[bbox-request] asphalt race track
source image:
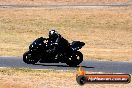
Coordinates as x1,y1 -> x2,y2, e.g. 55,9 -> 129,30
0,4 -> 132,9
0,56 -> 132,74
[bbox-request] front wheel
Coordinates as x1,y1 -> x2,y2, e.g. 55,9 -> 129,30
23,51 -> 39,64
66,51 -> 83,67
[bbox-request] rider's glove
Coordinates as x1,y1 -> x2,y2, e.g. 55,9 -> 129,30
52,43 -> 58,47
54,43 -> 58,45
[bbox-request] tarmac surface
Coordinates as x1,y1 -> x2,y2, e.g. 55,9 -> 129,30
0,4 -> 131,8
0,56 -> 132,74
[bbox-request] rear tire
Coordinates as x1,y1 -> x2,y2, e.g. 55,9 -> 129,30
66,51 -> 83,67
23,51 -> 39,64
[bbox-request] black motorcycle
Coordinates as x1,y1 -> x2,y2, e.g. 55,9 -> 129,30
23,37 -> 85,67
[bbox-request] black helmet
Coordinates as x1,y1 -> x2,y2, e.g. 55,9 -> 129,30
49,30 -> 58,39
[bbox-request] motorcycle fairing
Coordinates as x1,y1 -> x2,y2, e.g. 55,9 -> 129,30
71,41 -> 85,51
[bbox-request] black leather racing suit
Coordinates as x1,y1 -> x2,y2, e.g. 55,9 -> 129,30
48,34 -> 70,55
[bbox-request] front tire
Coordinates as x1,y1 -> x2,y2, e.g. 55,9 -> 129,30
66,51 -> 83,67
23,51 -> 39,64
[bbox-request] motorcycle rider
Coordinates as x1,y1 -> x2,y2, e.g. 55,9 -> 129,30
48,30 -> 70,56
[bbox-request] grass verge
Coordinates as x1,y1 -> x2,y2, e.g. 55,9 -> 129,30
0,7 -> 132,61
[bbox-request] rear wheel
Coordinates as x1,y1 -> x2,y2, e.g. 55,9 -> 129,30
66,51 -> 83,67
23,51 -> 39,64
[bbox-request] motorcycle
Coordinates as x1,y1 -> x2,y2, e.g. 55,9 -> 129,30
23,37 -> 85,67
